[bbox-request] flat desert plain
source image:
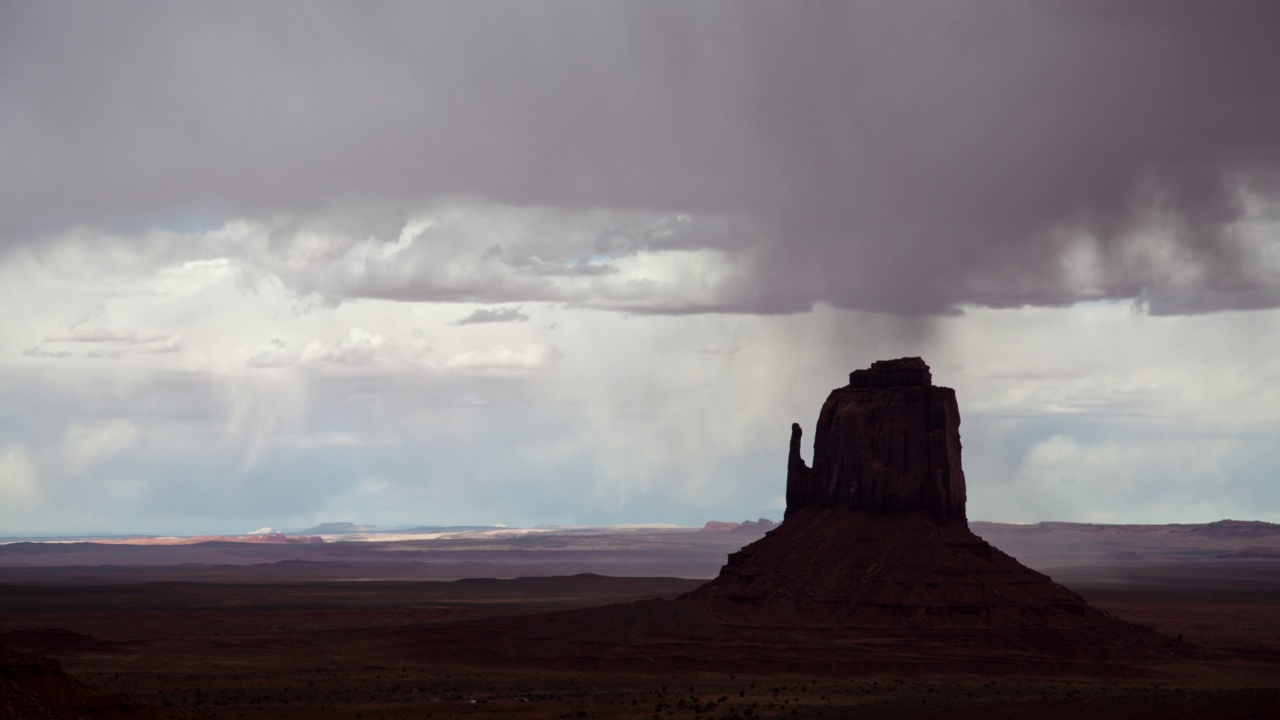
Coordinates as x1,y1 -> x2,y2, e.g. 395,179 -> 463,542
1,521 -> 1277,719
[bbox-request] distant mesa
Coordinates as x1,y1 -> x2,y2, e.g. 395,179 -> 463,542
700,519 -> 778,535
298,522 -> 381,535
296,522 -> 500,535
1186,519 -> 1280,539
94,533 -> 323,546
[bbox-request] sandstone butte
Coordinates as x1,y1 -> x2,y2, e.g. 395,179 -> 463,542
679,358 -> 1186,642
785,357 -> 965,521
407,359 -> 1190,675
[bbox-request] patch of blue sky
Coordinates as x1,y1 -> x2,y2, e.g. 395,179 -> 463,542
104,207 -> 226,236
1072,298 -> 1127,310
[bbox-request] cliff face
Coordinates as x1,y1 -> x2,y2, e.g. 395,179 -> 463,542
680,358 -> 1184,654
786,357 -> 966,521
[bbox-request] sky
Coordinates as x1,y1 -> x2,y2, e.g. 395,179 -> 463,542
1,0 -> 1279,535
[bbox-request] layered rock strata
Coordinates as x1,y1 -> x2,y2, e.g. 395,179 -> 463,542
683,358 -> 1182,647
786,357 -> 965,521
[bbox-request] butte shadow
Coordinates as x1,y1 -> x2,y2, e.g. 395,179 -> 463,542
395,359 -> 1191,677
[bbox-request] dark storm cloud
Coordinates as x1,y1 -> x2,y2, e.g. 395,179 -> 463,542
2,0 -> 1278,314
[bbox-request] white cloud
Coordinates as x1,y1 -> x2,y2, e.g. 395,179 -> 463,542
47,317 -> 176,345
1,207 -> 1279,532
20,346 -> 74,359
245,329 -> 431,372
228,202 -> 752,314
299,328 -> 387,367
3,3 -> 1280,536
25,314 -> 182,359
245,339 -> 296,369
444,344 -> 559,371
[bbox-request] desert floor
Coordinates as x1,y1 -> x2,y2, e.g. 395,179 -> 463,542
2,565 -> 1278,720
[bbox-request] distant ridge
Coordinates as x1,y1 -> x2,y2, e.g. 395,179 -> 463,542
297,522 -> 380,535
297,522 -> 501,536
970,519 -> 1280,537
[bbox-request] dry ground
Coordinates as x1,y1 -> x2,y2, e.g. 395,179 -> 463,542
1,569 -> 1277,720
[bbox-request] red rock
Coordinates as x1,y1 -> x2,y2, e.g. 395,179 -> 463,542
681,358 -> 1186,656
700,519 -> 780,535
787,357 -> 966,521
684,506 -> 1146,631
700,521 -> 740,534
0,644 -> 176,719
